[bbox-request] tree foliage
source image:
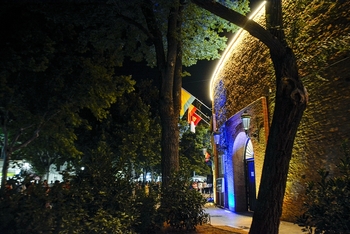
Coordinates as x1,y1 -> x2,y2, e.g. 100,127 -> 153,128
74,79 -> 162,180
112,0 -> 248,66
0,2 -> 135,188
297,141 -> 350,233
157,169 -> 209,231
111,0 -> 249,188
0,141 -> 209,234
179,122 -> 212,177
0,0 -> 253,232
0,141 -> 140,234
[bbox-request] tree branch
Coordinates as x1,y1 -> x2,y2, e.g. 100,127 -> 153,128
191,0 -> 286,56
10,110 -> 61,152
116,13 -> 155,41
12,129 -> 40,152
141,0 -> 167,83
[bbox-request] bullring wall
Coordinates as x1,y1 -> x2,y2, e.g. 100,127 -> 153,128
212,0 -> 350,221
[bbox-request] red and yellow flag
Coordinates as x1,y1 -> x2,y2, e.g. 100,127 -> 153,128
188,104 -> 202,126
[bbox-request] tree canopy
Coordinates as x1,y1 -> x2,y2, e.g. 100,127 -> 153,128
109,0 -> 249,187
0,2 -> 135,188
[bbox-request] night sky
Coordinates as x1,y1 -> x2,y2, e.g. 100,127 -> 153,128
183,60 -> 216,108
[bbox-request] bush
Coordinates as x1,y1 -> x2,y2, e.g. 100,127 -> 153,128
297,142 -> 350,234
133,183 -> 160,234
50,142 -> 139,234
0,144 -> 209,233
0,183 -> 54,234
157,170 -> 209,231
0,142 -> 139,234
0,176 -> 145,234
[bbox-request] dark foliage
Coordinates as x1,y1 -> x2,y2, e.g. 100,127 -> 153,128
0,151 -> 208,234
157,170 -> 209,231
297,141 -> 350,233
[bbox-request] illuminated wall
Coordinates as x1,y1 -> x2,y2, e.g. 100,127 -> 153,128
211,0 -> 350,221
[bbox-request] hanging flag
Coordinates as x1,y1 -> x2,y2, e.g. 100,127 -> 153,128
188,104 -> 195,123
188,104 -> 202,133
180,88 -> 195,118
188,105 -> 202,126
190,121 -> 196,133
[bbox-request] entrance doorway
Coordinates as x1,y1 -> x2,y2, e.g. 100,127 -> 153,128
244,139 -> 256,211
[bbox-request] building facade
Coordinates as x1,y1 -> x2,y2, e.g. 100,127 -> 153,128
211,1 -> 350,221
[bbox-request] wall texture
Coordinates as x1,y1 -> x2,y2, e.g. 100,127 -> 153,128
212,0 -> 350,221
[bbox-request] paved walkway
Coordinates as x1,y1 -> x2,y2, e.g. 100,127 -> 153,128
205,206 -> 304,234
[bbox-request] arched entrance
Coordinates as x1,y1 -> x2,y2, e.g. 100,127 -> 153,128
244,139 -> 256,211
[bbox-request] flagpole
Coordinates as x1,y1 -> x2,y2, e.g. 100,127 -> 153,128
200,118 -> 210,126
194,97 -> 212,112
196,108 -> 210,122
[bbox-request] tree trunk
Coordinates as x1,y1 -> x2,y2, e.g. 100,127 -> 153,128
249,48 -> 307,234
141,1 -> 183,188
46,166 -> 50,181
1,147 -> 11,191
1,124 -> 10,191
250,1 -> 307,232
159,1 -> 183,188
159,109 -> 180,187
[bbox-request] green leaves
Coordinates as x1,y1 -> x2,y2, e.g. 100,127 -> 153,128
158,169 -> 209,231
297,141 -> 350,233
0,2 -> 137,186
182,0 -> 249,66
179,122 -> 212,176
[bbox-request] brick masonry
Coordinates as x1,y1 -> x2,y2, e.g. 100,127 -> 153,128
212,0 -> 350,221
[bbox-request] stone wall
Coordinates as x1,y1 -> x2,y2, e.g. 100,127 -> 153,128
212,0 -> 350,221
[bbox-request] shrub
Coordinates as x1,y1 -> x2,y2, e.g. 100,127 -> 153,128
51,142 -> 138,234
297,142 -> 350,233
0,142 -> 139,234
0,145 -> 209,233
0,183 -> 54,234
133,183 -> 160,234
157,170 -> 209,231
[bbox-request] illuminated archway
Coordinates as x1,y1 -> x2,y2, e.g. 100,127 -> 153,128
244,138 -> 256,211
227,131 -> 249,211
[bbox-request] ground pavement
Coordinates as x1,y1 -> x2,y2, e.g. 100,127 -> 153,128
202,205 -> 305,234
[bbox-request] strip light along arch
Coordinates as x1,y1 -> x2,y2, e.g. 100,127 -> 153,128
209,1 -> 266,101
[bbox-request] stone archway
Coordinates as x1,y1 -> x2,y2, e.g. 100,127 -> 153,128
244,138 -> 256,211
231,132 -> 249,212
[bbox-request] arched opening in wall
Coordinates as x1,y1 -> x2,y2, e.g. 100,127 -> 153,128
231,131 -> 247,212
244,138 -> 256,211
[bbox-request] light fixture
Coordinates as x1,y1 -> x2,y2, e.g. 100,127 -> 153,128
241,111 -> 251,134
213,131 -> 220,145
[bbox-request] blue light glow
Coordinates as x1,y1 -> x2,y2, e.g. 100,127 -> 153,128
225,147 -> 236,211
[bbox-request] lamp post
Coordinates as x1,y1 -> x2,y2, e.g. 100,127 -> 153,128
241,111 -> 251,136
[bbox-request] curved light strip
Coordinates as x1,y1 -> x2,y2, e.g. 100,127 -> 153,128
209,1 -> 266,101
